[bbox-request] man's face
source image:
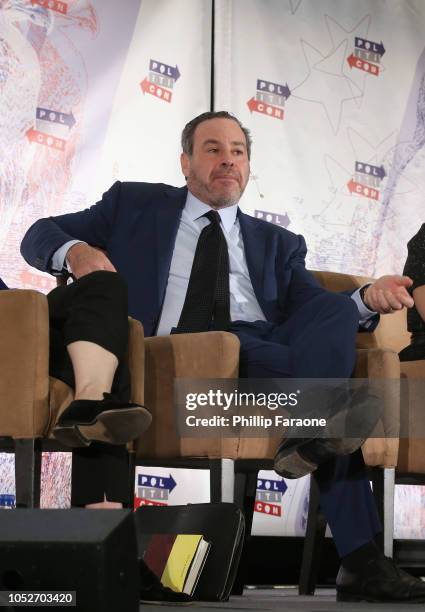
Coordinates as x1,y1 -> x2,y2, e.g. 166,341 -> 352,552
180,118 -> 250,208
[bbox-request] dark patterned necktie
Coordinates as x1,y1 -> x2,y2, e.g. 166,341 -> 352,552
174,210 -> 231,333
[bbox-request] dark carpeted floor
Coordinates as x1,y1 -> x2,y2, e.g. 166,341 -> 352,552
139,587 -> 425,610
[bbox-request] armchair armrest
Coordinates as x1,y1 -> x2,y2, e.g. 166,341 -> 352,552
0,290 -> 50,438
127,317 -> 144,406
354,348 -> 400,468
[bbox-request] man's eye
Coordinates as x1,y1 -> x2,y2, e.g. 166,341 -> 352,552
208,148 -> 218,153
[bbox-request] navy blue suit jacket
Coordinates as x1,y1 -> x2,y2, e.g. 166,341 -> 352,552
20,181 -> 374,337
0,278 -> 7,290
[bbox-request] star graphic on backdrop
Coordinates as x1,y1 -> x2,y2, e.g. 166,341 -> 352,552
325,14 -> 387,106
324,154 -> 352,190
317,127 -> 399,216
349,128 -> 409,211
292,39 -> 362,134
326,14 -> 371,52
314,39 -> 362,100
288,0 -> 303,15
347,127 -> 396,169
317,128 -> 416,226
315,154 -> 353,220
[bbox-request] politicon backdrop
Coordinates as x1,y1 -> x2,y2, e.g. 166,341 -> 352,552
1,0 -> 424,537
215,0 -> 425,277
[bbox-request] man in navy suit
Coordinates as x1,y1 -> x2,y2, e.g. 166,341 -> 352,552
20,111 -> 424,603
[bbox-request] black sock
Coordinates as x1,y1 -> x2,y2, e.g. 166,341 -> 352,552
341,540 -> 381,571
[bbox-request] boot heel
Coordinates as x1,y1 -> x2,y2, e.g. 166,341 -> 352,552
53,424 -> 91,448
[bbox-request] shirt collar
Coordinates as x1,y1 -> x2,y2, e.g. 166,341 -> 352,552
185,190 -> 238,233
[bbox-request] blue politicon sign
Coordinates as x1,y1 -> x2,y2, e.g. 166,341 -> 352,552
256,477 -> 287,493
138,473 -> 177,492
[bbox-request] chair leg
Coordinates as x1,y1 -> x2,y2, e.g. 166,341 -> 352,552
383,468 -> 395,558
126,449 -> 136,509
14,439 -> 42,508
370,467 -> 384,552
231,470 -> 257,595
209,458 -> 235,502
298,475 -> 327,595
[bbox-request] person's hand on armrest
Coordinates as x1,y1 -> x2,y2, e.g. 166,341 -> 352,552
66,243 -> 116,279
362,275 -> 414,313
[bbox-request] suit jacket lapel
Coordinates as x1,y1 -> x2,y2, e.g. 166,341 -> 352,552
238,210 -> 269,315
155,186 -> 187,306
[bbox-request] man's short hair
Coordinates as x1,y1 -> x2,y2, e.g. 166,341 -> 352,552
181,111 -> 252,160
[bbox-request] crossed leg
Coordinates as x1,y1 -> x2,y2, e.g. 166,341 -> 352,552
47,270 -> 150,508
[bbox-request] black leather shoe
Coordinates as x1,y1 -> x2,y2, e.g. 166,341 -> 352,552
139,559 -> 193,604
274,436 -> 364,479
273,438 -> 317,479
336,555 -> 425,603
274,385 -> 382,478
53,393 -> 152,447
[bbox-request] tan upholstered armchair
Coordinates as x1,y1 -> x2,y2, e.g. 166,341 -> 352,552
0,289 -> 145,507
135,271 -> 402,473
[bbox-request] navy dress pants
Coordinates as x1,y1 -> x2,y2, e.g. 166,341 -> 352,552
230,291 -> 381,557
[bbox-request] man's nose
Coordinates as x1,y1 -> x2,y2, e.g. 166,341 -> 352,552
220,157 -> 233,167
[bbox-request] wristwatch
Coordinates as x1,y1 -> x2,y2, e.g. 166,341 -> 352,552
359,284 -> 371,306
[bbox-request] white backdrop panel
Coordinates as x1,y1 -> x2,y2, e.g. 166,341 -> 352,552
214,0 -> 425,277
0,0 -> 211,290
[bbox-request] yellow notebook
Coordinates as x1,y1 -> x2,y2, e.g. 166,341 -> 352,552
142,533 -> 211,595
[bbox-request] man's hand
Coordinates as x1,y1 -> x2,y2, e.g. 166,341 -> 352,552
363,275 -> 414,313
66,243 -> 116,279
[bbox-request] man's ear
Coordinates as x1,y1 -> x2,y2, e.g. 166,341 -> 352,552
180,152 -> 190,179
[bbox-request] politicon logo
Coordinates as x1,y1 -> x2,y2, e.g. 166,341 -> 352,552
347,37 -> 385,77
26,106 -> 76,152
20,270 -> 56,292
247,78 -> 291,120
140,59 -> 181,104
255,210 -> 290,228
254,476 -> 287,518
30,0 -> 68,15
347,161 -> 386,201
134,472 -> 177,509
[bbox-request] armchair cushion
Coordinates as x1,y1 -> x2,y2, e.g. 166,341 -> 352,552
135,332 -> 239,459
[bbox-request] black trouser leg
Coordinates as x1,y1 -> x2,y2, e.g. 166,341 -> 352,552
71,442 -> 131,506
48,271 -> 132,506
48,270 -> 129,381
